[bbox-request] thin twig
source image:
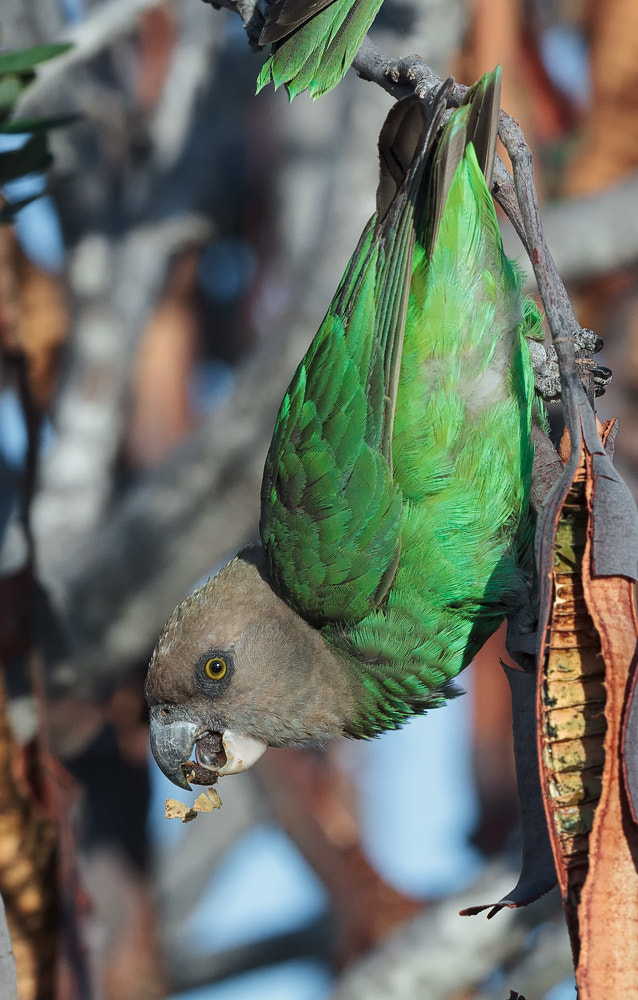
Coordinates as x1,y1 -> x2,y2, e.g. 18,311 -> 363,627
496,112 -> 591,411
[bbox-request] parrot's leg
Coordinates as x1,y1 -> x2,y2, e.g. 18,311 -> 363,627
527,328 -> 612,402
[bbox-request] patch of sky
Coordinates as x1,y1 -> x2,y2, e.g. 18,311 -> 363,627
0,132 -> 65,272
60,0 -> 85,24
181,824 -> 327,953
0,390 -> 28,468
544,977 -> 577,1000
12,192 -> 66,272
169,960 -> 332,1000
353,668 -> 482,897
198,238 -> 257,306
0,388 -> 53,468
149,768 -> 327,954
540,25 -> 591,106
189,360 -> 235,414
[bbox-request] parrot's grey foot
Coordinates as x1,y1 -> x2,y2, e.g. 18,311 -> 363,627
528,328 -> 612,401
581,359 -> 613,396
575,327 -> 604,354
527,338 -> 560,401
386,55 -> 437,100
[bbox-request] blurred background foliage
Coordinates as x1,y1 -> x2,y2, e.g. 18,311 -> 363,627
0,1 -> 636,998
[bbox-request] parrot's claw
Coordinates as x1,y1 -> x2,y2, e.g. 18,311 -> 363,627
574,326 -> 611,397
575,327 -> 604,354
527,328 -> 611,401
386,55 -> 438,100
592,364 -> 613,393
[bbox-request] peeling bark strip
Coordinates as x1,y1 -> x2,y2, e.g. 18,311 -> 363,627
537,445 -> 605,955
537,421 -> 638,994
576,469 -> 638,997
0,670 -> 59,1000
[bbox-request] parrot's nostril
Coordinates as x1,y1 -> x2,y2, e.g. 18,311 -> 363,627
194,732 -> 226,773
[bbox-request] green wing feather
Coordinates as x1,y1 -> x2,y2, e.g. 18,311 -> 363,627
257,0 -> 383,100
260,221 -> 402,625
260,99 -> 446,625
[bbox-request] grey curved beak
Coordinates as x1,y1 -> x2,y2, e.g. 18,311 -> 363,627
149,716 -> 199,790
149,708 -> 268,789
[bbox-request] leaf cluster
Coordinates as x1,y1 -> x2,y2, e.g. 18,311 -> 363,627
0,40 -> 75,219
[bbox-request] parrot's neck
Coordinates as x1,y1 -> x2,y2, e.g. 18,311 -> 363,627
282,634 -> 363,746
236,548 -> 362,745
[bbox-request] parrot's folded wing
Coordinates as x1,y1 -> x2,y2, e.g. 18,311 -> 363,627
260,96 -> 441,626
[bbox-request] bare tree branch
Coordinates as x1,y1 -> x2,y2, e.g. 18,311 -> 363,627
48,303 -> 312,693
169,915 -> 331,994
33,213 -> 214,592
0,0 -> 66,49
16,0 -> 169,114
333,865 -> 567,1000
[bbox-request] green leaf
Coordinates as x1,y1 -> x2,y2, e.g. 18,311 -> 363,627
0,42 -> 72,76
0,74 -> 23,111
0,112 -> 81,133
0,133 -> 51,183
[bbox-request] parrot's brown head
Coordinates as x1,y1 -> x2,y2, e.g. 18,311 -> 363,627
146,549 -> 356,789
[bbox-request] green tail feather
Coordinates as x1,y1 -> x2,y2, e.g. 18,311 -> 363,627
257,0 -> 384,100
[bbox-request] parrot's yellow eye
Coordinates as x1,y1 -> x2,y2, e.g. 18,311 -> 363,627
204,656 -> 227,680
